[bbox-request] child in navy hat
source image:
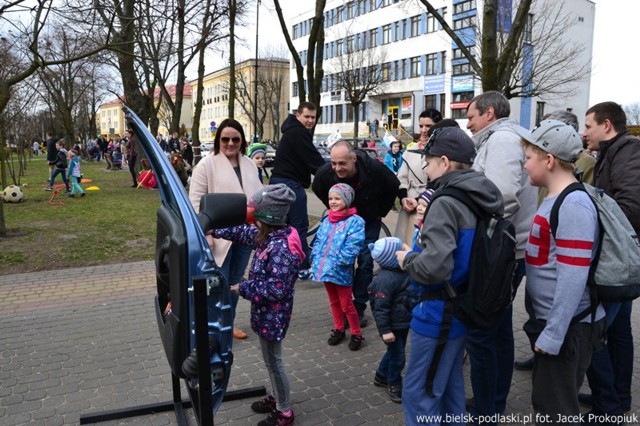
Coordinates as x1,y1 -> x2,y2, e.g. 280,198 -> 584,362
311,183 -> 366,350
212,183 -> 304,426
367,237 -> 411,403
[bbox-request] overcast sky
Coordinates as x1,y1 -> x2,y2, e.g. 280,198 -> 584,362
220,0 -> 640,107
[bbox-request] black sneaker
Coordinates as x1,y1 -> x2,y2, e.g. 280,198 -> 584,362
388,384 -> 402,403
67,193 -> 75,198
250,395 -> 276,413
514,356 -> 534,371
80,192 -> 85,197
373,373 -> 388,387
358,312 -> 368,328
257,409 -> 294,426
327,329 -> 345,346
348,334 -> 364,351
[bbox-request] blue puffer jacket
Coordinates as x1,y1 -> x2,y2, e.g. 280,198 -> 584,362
311,212 -> 365,286
213,225 -> 304,342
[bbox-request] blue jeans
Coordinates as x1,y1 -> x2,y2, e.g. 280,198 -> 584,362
586,300 -> 633,414
466,259 -> 526,424
403,333 -> 466,426
269,176 -> 310,269
49,168 -> 69,190
377,328 -> 409,386
218,243 -> 252,322
353,219 -> 382,313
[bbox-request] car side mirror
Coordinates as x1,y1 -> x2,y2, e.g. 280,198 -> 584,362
198,193 -> 247,233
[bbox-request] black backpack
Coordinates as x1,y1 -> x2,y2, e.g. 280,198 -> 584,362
416,187 -> 517,397
418,187 -> 517,328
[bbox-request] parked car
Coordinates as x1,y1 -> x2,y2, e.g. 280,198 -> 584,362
200,142 -> 215,156
316,146 -> 331,163
358,147 -> 388,163
264,145 -> 276,168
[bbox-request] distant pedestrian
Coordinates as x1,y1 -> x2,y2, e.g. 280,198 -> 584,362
32,141 -> 41,156
126,129 -> 138,188
45,131 -> 57,180
66,150 -> 85,198
45,141 -> 70,192
212,184 -> 303,426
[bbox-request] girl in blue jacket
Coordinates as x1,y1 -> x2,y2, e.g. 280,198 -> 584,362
311,183 -> 365,350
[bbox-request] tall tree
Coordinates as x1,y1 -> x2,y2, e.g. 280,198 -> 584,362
417,0 -> 589,98
273,0 -> 326,124
330,32 -> 386,143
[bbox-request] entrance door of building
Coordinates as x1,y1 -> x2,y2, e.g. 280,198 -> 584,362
387,106 -> 399,130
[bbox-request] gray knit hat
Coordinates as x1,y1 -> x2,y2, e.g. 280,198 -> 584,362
329,183 -> 355,207
249,184 -> 296,226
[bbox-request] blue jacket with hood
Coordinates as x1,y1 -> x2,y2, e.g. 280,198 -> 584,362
403,169 -> 504,339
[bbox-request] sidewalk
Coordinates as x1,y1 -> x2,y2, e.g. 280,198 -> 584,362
1,242 -> 639,425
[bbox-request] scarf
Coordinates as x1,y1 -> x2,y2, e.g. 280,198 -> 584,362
328,207 -> 357,223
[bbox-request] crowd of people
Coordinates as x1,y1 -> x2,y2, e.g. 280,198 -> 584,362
185,94 -> 639,426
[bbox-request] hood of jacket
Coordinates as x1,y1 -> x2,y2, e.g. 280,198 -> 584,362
281,113 -> 307,134
472,118 -> 522,149
433,169 -> 504,217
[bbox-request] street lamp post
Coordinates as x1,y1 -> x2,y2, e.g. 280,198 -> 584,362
253,0 -> 260,143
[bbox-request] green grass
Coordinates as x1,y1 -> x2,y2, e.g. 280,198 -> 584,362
1,157 -> 161,275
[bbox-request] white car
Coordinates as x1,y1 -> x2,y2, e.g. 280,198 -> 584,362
200,142 -> 215,156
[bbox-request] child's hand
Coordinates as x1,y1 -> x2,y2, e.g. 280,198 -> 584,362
229,284 -> 240,295
395,244 -> 412,270
382,332 -> 395,344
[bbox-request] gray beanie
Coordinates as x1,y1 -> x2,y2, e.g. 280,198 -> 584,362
249,184 -> 296,226
329,183 -> 355,207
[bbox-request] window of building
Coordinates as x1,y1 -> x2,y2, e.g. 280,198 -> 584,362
347,1 -> 356,18
411,15 -> 420,37
426,14 -> 436,33
451,108 -> 468,119
369,28 -> 378,47
453,16 -> 475,30
382,24 -> 391,44
453,0 -> 476,14
394,21 -> 401,41
425,52 -> 437,75
336,105 -> 344,122
452,63 -> 472,75
346,104 -> 354,122
336,6 -> 343,23
536,101 -> 546,126
440,51 -> 447,73
452,91 -> 474,102
410,56 -> 421,78
453,48 -> 473,60
347,35 -> 355,52
382,63 -> 391,82
336,39 -> 344,56
524,13 -> 533,43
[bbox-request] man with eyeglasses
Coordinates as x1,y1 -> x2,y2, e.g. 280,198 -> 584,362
270,102 -> 326,281
464,91 -> 537,425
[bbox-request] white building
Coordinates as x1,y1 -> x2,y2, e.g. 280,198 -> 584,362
288,0 -> 595,137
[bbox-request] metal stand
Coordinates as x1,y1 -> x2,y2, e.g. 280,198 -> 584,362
80,279 -> 265,425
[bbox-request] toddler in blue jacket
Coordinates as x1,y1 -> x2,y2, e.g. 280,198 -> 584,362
311,183 -> 365,350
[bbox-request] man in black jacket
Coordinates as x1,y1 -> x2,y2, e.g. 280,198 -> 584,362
313,141 -> 400,326
270,102 -> 326,279
580,101 -> 640,419
45,131 -> 57,180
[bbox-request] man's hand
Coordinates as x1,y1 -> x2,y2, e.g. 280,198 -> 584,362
402,197 -> 417,212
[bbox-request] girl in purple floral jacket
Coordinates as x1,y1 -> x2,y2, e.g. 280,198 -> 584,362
212,184 -> 304,426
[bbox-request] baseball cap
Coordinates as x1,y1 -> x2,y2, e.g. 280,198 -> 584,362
514,119 -> 582,162
423,127 -> 476,165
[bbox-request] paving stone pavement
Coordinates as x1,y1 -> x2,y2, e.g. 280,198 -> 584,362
2,213 -> 640,425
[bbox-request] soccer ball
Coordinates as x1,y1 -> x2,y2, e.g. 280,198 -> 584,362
2,185 -> 24,203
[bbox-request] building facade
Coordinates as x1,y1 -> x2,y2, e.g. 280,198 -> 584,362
289,0 -> 595,137
190,58 -> 290,144
97,85 -> 193,139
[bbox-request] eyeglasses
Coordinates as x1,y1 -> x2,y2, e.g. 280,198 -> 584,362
220,136 -> 242,144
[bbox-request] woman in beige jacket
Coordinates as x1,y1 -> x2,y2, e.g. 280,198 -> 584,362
189,119 -> 263,339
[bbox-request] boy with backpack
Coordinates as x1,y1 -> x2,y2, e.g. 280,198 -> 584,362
515,120 -> 606,423
396,127 -> 504,425
367,237 -> 411,403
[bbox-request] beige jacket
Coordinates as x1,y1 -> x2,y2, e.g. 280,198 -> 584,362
189,152 -> 263,265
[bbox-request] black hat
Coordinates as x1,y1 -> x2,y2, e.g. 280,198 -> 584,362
423,127 -> 476,165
